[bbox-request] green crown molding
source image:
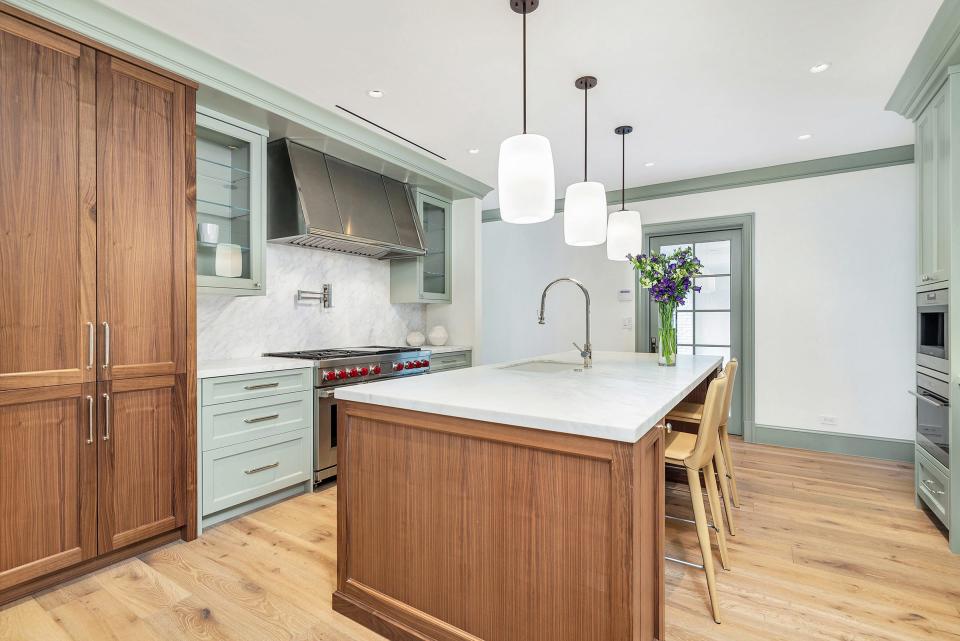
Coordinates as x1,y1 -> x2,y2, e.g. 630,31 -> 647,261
482,145 -> 914,223
3,0 -> 492,200
887,0 -> 960,120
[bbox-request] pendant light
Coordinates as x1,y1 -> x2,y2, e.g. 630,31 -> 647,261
563,76 -> 607,246
498,0 -> 555,225
607,125 -> 644,261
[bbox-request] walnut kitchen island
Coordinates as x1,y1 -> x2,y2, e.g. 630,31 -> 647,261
332,351 -> 721,641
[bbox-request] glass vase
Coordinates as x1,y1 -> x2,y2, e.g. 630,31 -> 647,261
657,301 -> 678,366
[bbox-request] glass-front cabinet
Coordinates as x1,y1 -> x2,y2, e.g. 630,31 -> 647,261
196,108 -> 267,295
391,189 -> 453,303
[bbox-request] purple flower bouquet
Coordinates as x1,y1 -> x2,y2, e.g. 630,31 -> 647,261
628,247 -> 703,366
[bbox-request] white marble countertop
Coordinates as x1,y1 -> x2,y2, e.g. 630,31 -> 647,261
335,350 -> 720,442
197,356 -> 315,379
423,345 -> 471,354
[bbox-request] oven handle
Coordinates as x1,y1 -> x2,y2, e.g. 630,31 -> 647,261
318,388 -> 337,399
908,390 -> 948,407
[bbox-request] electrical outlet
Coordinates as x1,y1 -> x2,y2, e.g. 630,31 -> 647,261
622,316 -> 634,330
817,415 -> 838,427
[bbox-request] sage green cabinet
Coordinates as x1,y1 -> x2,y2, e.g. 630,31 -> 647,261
916,82 -> 950,286
196,107 -> 268,296
391,190 -> 452,303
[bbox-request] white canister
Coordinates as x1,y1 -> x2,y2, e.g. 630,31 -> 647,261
427,325 -> 449,346
406,331 -> 425,347
215,243 -> 242,277
197,222 -> 220,244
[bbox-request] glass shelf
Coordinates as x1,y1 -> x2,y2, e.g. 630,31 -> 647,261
197,241 -> 250,252
198,155 -> 250,175
197,198 -> 251,218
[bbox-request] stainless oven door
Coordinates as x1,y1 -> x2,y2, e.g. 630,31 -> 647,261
917,290 -> 948,371
315,387 -> 342,484
912,373 -> 949,469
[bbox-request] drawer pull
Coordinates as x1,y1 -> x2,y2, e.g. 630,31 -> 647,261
245,461 -> 279,475
244,382 -> 279,390
243,413 -> 279,424
922,479 -> 946,496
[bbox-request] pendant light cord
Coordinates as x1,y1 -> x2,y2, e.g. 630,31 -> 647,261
621,132 -> 626,211
522,10 -> 527,134
583,85 -> 588,182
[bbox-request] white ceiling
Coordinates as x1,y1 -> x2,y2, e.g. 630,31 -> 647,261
97,0 -> 939,209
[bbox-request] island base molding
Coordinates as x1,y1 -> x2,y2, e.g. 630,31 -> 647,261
334,401 -> 666,641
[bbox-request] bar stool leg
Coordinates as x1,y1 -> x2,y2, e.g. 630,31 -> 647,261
720,425 -> 741,507
703,460 -> 730,571
687,467 -> 721,624
713,441 -> 736,536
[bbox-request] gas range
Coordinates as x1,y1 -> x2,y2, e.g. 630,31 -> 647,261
263,345 -> 432,388
263,345 -> 432,485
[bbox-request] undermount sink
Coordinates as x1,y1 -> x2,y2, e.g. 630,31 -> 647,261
498,360 -> 582,373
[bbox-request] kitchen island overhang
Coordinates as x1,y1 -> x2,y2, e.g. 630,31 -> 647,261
332,352 -> 721,641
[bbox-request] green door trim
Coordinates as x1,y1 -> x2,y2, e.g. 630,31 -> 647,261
635,213 -> 756,443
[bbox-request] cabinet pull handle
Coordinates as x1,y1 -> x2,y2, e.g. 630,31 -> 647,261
243,414 -> 279,424
244,382 -> 279,390
244,462 -> 279,475
922,479 -> 945,496
102,393 -> 110,441
102,322 -> 110,369
87,322 -> 95,370
86,395 -> 94,444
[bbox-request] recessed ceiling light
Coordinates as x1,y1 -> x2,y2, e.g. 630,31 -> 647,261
367,89 -> 384,98
644,161 -> 655,167
797,133 -> 813,141
468,148 -> 480,154
809,62 -> 831,74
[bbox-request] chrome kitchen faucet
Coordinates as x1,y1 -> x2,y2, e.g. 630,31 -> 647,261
538,277 -> 593,369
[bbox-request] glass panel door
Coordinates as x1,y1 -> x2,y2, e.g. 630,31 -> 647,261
649,229 -> 743,434
195,110 -> 265,294
418,191 -> 451,300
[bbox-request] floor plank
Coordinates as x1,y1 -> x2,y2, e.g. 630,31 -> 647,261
2,439 -> 958,640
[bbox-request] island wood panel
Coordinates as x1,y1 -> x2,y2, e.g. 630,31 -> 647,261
97,375 -> 186,553
0,14 -> 97,391
0,384 -> 97,591
96,53 -> 187,381
334,402 -> 665,641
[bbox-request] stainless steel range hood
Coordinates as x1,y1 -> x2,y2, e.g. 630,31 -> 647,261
267,139 -> 425,259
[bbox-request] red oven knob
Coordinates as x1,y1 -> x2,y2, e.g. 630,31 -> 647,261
394,362 -> 404,372
372,365 -> 382,375
405,361 -> 414,369
324,370 -> 336,382
336,369 -> 347,379
348,367 -> 359,378
360,366 -> 369,376
422,360 -> 430,368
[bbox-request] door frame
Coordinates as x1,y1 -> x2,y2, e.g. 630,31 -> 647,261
635,213 -> 757,443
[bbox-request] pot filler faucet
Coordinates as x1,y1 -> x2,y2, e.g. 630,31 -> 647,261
538,277 -> 592,369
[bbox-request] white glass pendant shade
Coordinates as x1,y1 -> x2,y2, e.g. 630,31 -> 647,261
563,181 -> 607,246
606,209 -> 643,261
498,133 -> 556,224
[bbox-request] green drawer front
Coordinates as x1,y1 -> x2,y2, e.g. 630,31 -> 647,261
202,428 -> 312,516
202,368 -> 312,406
916,447 -> 950,527
430,350 -> 472,372
201,390 -> 312,451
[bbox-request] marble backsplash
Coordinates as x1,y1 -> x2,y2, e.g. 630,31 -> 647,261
197,244 -> 426,361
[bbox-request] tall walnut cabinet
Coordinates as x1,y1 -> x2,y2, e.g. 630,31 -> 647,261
0,8 -> 197,601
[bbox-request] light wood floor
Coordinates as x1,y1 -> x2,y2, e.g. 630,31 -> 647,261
2,439 -> 959,641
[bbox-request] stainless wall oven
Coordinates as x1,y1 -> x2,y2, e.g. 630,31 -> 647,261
917,289 -> 948,373
912,372 -> 950,469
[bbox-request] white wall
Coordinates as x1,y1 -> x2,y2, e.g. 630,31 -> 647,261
426,198 -> 483,351
197,244 -> 425,361
481,164 -> 916,440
